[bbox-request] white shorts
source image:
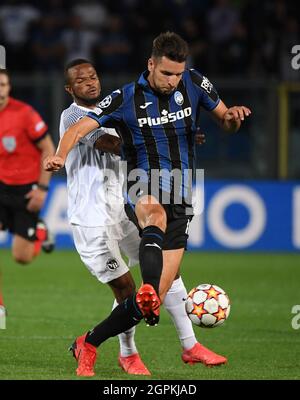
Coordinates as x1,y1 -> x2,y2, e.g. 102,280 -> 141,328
71,218 -> 140,284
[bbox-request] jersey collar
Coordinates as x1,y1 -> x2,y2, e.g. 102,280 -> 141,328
137,71 -> 151,91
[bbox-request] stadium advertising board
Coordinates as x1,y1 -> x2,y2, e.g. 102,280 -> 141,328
0,179 -> 299,251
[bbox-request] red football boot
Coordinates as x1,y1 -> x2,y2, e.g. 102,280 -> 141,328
118,353 -> 151,376
136,284 -> 160,326
69,334 -> 97,376
182,342 -> 227,366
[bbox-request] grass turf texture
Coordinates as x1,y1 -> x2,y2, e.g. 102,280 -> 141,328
0,250 -> 300,380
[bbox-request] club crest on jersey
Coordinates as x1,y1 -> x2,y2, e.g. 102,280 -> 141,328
174,91 -> 184,106
99,95 -> 112,108
106,258 -> 119,271
2,136 -> 16,152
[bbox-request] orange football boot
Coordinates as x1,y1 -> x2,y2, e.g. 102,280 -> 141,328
182,342 -> 227,366
136,283 -> 160,326
118,353 -> 151,376
69,334 -> 97,376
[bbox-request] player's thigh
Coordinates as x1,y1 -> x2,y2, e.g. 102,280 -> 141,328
135,195 -> 167,231
12,235 -> 35,264
118,219 -> 141,267
71,224 -> 130,284
159,248 -> 185,302
11,207 -> 38,264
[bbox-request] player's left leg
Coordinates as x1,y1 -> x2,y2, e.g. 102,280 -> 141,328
12,235 -> 35,264
11,207 -> 53,264
70,224 -> 149,376
161,249 -> 227,366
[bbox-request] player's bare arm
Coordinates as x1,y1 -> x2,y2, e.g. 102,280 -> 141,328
44,116 -> 99,171
94,134 -> 121,155
211,100 -> 251,133
26,134 -> 55,212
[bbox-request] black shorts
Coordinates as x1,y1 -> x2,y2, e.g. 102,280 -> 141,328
125,202 -> 192,251
0,181 -> 39,241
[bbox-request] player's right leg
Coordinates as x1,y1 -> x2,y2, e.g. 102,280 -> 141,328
134,195 -> 166,325
1,182 -> 53,264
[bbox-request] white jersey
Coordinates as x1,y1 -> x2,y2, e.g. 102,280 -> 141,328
59,102 -> 126,227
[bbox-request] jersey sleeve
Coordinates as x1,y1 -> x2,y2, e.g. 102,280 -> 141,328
60,105 -> 106,146
87,89 -> 124,127
25,106 -> 48,142
189,69 -> 220,111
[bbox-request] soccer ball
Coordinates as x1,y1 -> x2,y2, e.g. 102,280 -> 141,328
185,284 -> 230,328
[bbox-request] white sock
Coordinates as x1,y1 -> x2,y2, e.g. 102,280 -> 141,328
163,277 -> 197,351
112,299 -> 138,357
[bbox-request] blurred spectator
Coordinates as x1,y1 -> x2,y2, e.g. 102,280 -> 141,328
207,0 -> 240,74
0,0 -> 40,47
62,15 -> 99,63
207,0 -> 240,44
71,0 -> 108,31
31,15 -> 65,72
0,0 -> 40,71
93,14 -> 132,73
223,22 -> 251,77
180,16 -> 209,71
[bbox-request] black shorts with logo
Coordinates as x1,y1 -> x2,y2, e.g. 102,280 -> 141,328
125,201 -> 192,251
0,181 -> 39,241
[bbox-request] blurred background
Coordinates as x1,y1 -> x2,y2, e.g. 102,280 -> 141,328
1,0 -> 300,251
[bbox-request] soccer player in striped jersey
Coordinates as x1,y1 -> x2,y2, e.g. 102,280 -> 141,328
45,32 -> 251,376
61,59 -> 221,376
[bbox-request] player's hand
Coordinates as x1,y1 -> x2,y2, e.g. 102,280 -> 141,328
43,155 -> 65,172
25,188 -> 46,212
195,132 -> 206,145
223,106 -> 251,122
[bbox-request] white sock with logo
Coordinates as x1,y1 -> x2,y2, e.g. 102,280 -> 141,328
163,277 -> 197,351
112,299 -> 138,357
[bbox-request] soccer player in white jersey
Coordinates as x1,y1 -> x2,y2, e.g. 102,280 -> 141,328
61,59 -> 150,376
60,59 -> 226,377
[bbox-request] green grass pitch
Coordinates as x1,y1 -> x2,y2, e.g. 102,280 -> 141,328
0,249 -> 300,380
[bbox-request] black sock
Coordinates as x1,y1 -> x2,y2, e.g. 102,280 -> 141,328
85,294 -> 143,348
139,225 -> 165,294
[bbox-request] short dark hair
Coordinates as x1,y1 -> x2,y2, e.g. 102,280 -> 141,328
0,68 -> 10,80
64,58 -> 95,83
151,32 -> 189,62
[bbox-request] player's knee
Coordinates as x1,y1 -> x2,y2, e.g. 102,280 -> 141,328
147,209 -> 167,231
12,253 -> 33,265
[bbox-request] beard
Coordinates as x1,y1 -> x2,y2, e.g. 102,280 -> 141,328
75,93 -> 101,106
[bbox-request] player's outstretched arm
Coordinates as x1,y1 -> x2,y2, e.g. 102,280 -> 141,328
44,116 -> 99,171
211,100 -> 251,133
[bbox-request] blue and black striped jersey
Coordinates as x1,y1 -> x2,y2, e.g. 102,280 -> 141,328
88,69 -> 220,200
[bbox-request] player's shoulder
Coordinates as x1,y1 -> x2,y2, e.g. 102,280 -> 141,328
185,69 -> 218,99
60,102 -> 88,128
184,68 -> 208,87
8,97 -> 34,113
